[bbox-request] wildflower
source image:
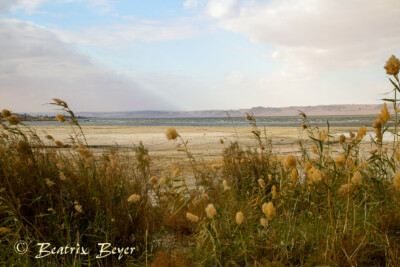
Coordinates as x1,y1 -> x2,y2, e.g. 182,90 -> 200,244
150,176 -> 158,184
205,204 -> 217,218
1,109 -> 11,118
186,212 -> 199,223
223,180 -> 231,191
335,154 -> 346,167
351,171 -> 362,185
339,134 -> 346,143
291,169 -> 298,183
338,184 -> 353,197
54,140 -> 64,147
393,171 -> 400,190
284,154 -> 296,170
127,194 -> 141,203
258,178 -> 265,188
262,202 -> 276,219
271,185 -> 277,199
56,114 -> 67,122
260,218 -> 268,228
311,146 -> 318,154
166,128 -> 179,140
6,115 -> 20,125
384,55 -> 400,76
59,172 -> 66,181
44,178 -> 55,187
236,211 -> 244,225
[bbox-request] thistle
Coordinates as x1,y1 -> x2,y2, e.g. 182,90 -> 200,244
166,128 -> 179,140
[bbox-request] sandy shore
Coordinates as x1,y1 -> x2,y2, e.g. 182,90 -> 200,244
28,125 -> 381,170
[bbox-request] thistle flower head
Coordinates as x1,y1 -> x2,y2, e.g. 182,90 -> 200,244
166,128 -> 179,140
284,154 -> 296,170
235,211 -> 244,225
205,204 -> 217,218
1,109 -> 11,118
384,55 -> 400,76
186,212 -> 199,223
127,194 -> 141,203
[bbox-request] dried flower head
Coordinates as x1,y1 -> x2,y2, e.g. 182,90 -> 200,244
246,114 -> 253,120
262,202 -> 276,219
381,103 -> 391,123
54,140 -> 64,147
393,171 -> 400,190
302,123 -> 307,129
339,134 -> 346,143
338,184 -> 353,197
271,185 -> 277,199
356,126 -> 367,140
1,109 -> 11,118
291,169 -> 298,183
44,178 -> 55,187
351,171 -> 362,185
159,177 -> 167,184
6,115 -> 20,125
219,139 -> 224,144
284,154 -> 296,170
260,218 -> 268,228
74,202 -> 83,213
384,55 -> 400,76
305,162 -> 312,171
310,169 -> 324,183
59,172 -> 66,181
318,130 -> 327,141
222,180 -> 231,191
205,204 -> 217,218
77,143 -> 93,158
236,211 -> 244,225
56,114 -> 67,122
335,154 -> 346,167
258,178 -> 265,188
201,193 -> 209,200
127,194 -> 141,203
186,212 -> 199,223
311,146 -> 318,154
166,128 -> 179,140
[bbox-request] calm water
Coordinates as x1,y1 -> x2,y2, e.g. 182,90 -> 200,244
24,116 -> 376,127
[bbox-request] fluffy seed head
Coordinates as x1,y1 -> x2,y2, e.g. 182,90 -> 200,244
6,115 -> 20,125
186,212 -> 199,223
284,154 -> 296,170
1,109 -> 11,118
56,114 -> 67,122
335,154 -> 346,167
236,211 -> 244,225
260,218 -> 268,228
74,202 -> 83,213
54,140 -> 64,147
150,176 -> 158,184
356,126 -> 367,140
271,185 -> 277,199
44,178 -> 55,187
311,169 -> 324,183
338,184 -> 353,197
311,146 -> 318,154
205,204 -> 217,218
262,202 -> 276,219
127,194 -> 141,203
339,134 -> 346,143
258,178 -> 265,188
381,103 -> 391,123
166,128 -> 179,140
351,171 -> 362,185
384,55 -> 400,76
318,130 -> 327,141
59,172 -> 66,181
159,177 -> 167,184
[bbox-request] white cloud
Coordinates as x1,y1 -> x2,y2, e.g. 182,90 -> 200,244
0,19 -> 172,112
206,0 -> 400,72
184,0 -> 199,9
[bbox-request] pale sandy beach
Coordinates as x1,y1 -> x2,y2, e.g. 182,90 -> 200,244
29,125 -> 384,170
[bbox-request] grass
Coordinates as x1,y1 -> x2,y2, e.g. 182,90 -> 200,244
1,56 -> 400,266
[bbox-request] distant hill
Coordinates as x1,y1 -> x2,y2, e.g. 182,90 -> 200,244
77,104 -> 383,118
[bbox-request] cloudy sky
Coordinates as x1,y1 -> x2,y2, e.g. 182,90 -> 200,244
0,0 -> 399,112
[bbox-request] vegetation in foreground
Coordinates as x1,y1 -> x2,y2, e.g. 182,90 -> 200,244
1,55 -> 400,266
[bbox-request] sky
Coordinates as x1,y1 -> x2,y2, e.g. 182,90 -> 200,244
0,0 -> 399,112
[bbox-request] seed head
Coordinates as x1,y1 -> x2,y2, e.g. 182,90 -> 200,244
311,169 -> 324,183
302,123 -> 307,129
223,180 -> 231,191
351,171 -> 362,185
339,134 -> 346,143
284,154 -> 296,170
59,172 -> 66,181
186,212 -> 199,223
1,109 -> 11,118
166,128 -> 179,140
258,178 -> 265,188
338,184 -> 353,197
384,55 -> 400,76
356,126 -> 367,140
150,176 -> 158,184
201,193 -> 209,200
219,139 -> 224,144
271,185 -> 277,199
381,103 -> 390,123
74,202 -> 83,213
205,204 -> 217,218
159,177 -> 167,184
56,114 -> 67,122
235,211 -> 244,225
318,130 -> 327,141
262,202 -> 276,219
44,178 -> 55,187
127,194 -> 141,203
54,140 -> 64,147
6,115 -> 20,125
335,154 -> 346,167
260,218 -> 268,228
311,146 -> 318,154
